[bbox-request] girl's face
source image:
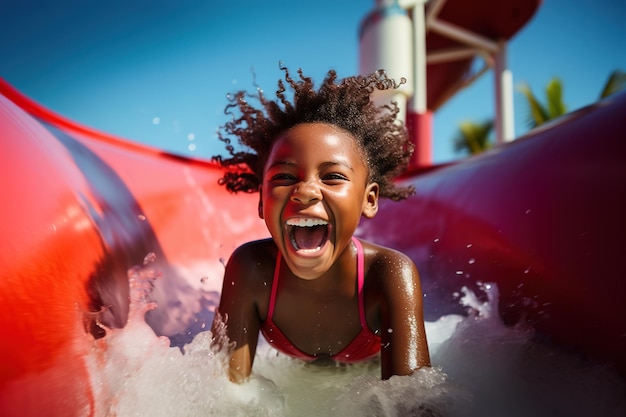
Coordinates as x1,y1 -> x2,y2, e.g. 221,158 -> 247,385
260,122 -> 379,280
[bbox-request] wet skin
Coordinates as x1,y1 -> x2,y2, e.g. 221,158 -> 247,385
213,123 -> 430,382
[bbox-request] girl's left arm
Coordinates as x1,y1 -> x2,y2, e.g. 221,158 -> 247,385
377,250 -> 431,379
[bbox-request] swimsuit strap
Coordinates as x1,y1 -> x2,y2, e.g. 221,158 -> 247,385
267,249 -> 282,321
267,237 -> 365,325
351,236 -> 368,329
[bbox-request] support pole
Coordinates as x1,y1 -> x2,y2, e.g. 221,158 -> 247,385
494,40 -> 515,143
407,0 -> 432,168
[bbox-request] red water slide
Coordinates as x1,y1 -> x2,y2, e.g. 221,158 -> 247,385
361,92 -> 626,373
1,78 -> 625,417
0,79 -> 269,416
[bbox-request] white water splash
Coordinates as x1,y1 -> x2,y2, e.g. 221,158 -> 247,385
88,262 -> 626,417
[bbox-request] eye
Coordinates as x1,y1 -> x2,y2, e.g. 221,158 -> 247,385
322,172 -> 349,182
269,172 -> 297,184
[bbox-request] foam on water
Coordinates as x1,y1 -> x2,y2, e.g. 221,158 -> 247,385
88,257 -> 626,417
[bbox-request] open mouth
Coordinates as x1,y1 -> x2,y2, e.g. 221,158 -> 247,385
285,218 -> 329,253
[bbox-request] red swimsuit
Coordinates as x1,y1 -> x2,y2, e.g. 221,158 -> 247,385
260,237 -> 380,363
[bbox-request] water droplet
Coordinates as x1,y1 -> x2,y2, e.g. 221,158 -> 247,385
188,143 -> 196,151
456,270 -> 463,275
187,133 -> 195,141
152,117 -> 160,125
466,243 -> 473,248
468,258 -> 475,264
387,328 -> 393,333
143,252 -> 156,265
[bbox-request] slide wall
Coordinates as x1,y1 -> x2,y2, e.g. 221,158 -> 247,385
0,79 -> 624,415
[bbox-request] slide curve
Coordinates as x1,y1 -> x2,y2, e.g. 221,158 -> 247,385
0,78 -> 624,416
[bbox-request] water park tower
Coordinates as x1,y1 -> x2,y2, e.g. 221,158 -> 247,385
359,0 -> 541,168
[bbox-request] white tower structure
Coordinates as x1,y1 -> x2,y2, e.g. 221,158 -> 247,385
359,0 -> 517,168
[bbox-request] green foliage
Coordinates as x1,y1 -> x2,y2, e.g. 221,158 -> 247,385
453,120 -> 494,155
517,78 -> 567,129
517,69 -> 625,130
545,79 -> 567,120
453,69 -> 625,157
599,69 -> 626,99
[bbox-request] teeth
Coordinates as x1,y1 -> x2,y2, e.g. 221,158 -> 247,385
286,218 -> 328,227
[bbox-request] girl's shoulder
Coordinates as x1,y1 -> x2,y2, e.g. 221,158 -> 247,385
358,238 -> 419,288
231,238 -> 277,260
224,239 -> 277,298
227,239 -> 278,270
359,238 -> 415,268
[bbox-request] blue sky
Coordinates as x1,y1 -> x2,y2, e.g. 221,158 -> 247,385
1,0 -> 624,163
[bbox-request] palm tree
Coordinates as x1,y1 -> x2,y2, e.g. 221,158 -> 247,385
453,119 -> 494,156
598,69 -> 626,99
517,77 -> 567,129
453,77 -> 566,156
517,70 -> 625,129
453,69 -> 625,156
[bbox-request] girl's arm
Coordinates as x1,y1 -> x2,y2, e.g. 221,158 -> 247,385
376,249 -> 431,379
211,244 -> 263,383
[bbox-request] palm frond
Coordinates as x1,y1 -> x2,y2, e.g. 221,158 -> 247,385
545,78 -> 567,119
453,120 -> 494,155
599,69 -> 626,99
517,83 -> 549,128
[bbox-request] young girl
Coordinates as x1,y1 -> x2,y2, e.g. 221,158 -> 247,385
211,65 -> 430,382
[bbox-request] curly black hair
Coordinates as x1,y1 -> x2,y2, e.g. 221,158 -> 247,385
213,65 -> 415,201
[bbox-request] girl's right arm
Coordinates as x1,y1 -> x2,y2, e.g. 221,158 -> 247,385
211,244 -> 264,383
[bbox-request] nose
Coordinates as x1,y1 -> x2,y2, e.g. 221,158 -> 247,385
291,180 -> 322,204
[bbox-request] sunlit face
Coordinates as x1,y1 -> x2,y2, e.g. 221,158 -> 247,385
260,122 -> 379,280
